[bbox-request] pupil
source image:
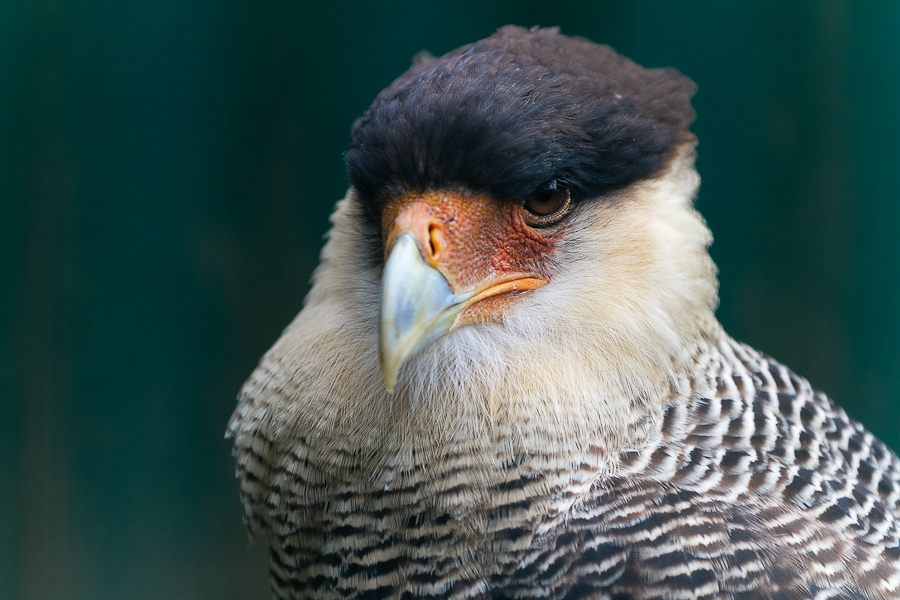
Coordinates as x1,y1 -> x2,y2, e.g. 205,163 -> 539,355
523,181 -> 569,222
529,189 -> 563,215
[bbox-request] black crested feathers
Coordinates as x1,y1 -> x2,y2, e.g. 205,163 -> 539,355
345,26 -> 697,211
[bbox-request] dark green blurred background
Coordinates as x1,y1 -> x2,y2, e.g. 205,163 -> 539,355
3,1 -> 899,598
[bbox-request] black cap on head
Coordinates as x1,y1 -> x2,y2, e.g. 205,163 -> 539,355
346,26 -> 697,210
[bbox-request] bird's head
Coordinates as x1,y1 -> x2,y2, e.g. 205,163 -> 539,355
252,26 -> 721,449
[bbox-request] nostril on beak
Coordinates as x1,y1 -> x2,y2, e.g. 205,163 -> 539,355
427,223 -> 444,260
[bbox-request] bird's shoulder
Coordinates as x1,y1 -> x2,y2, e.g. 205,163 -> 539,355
511,337 -> 900,598
510,477 -> 895,599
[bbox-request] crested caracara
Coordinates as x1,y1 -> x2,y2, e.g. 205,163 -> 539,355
229,26 -> 900,599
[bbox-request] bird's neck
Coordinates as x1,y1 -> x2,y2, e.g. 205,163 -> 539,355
237,304 -> 723,492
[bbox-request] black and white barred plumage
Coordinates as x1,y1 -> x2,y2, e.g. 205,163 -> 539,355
230,336 -> 900,598
229,26 -> 900,599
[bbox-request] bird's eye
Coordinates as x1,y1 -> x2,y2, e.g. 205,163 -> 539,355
522,182 -> 571,226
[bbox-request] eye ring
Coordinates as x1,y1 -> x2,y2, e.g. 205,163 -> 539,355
522,181 -> 572,226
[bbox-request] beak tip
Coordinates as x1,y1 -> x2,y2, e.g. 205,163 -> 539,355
379,349 -> 399,394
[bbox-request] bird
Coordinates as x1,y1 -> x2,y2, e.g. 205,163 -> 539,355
228,26 -> 900,599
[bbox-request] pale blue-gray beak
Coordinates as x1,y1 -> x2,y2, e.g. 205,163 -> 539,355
378,233 -> 473,392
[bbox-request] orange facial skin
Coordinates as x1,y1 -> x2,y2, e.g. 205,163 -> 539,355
382,190 -> 566,326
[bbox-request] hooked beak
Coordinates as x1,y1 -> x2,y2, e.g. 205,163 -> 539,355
376,192 -> 551,393
378,233 -> 472,392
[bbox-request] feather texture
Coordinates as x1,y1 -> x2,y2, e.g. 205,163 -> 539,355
230,335 -> 900,598
229,26 -> 900,599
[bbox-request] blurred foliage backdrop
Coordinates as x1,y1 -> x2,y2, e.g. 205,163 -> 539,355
3,1 -> 900,599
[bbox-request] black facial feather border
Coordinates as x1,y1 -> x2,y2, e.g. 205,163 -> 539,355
345,25 -> 697,219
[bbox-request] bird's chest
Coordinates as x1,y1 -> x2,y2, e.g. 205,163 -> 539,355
262,444 -> 579,599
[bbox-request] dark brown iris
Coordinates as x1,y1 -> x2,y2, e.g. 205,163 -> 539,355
522,182 -> 571,226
